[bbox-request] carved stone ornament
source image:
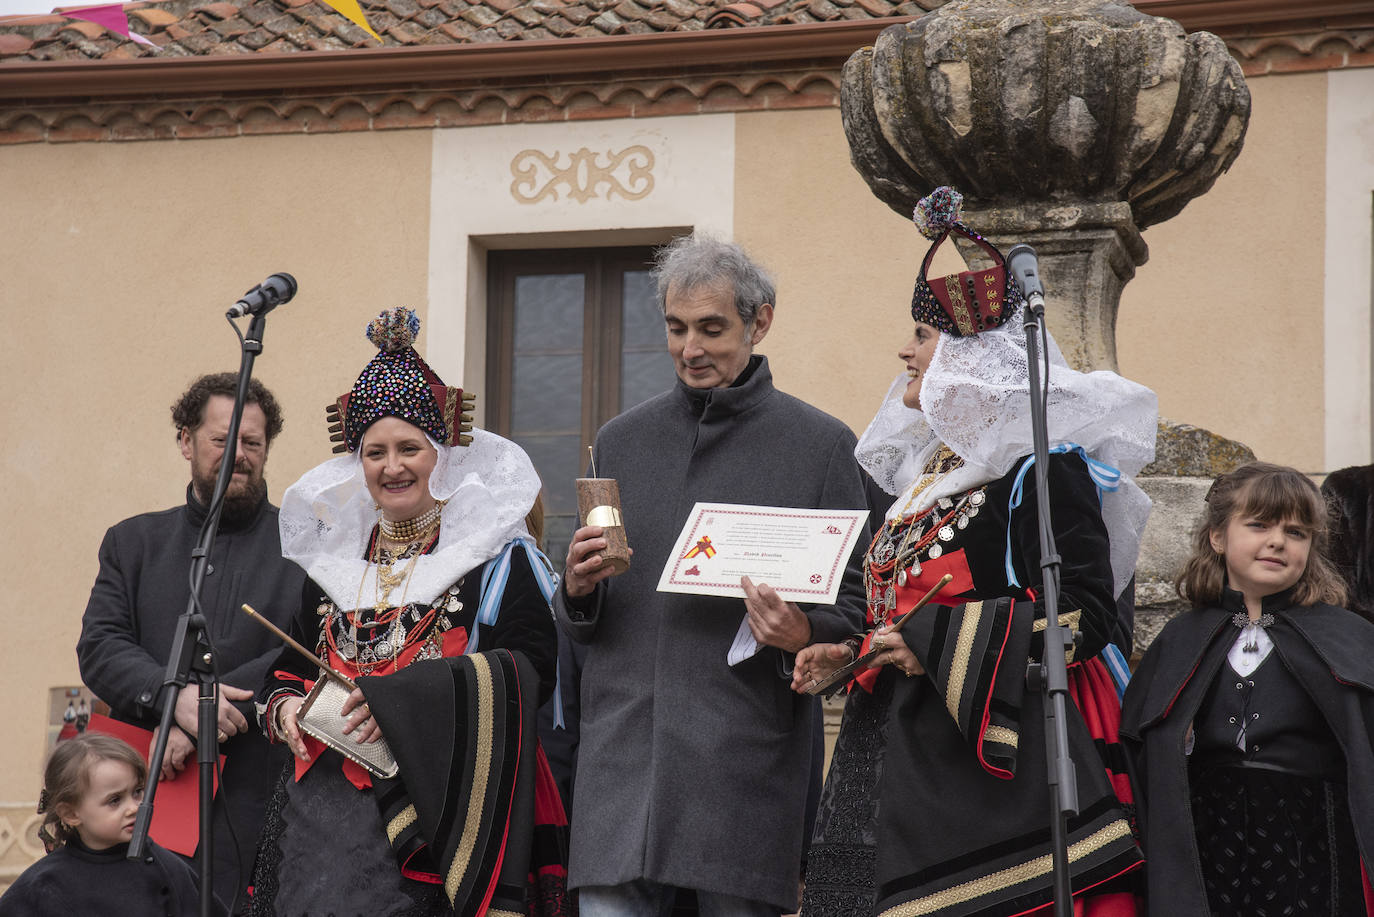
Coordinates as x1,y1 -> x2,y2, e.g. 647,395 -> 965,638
842,0 -> 1251,229
510,145 -> 655,204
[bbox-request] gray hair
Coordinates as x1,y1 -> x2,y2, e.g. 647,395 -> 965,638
653,232 -> 776,325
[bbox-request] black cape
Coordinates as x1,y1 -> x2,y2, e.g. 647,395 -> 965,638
1121,595 -> 1374,916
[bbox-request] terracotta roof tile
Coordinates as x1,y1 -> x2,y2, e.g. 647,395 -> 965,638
208,16 -> 251,36
129,7 -> 179,27
589,10 -> 624,32
414,7 -> 448,27
560,4 -> 594,24
852,0 -> 892,16
59,19 -> 107,39
0,0 -> 912,61
197,2 -> 240,18
237,3 -> 276,25
207,36 -> 252,51
0,31 -> 33,53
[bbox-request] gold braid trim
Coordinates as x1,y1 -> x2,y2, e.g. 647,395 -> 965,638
983,725 -> 1019,749
386,804 -> 418,843
943,601 -> 983,724
444,653 -> 496,904
878,819 -> 1134,917
1033,609 -> 1082,663
442,386 -> 459,446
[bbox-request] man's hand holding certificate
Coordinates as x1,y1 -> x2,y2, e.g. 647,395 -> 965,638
657,502 -> 867,603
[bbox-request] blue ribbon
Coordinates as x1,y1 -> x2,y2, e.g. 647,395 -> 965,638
1004,443 -> 1121,587
470,537 -> 567,728
1099,643 -> 1132,700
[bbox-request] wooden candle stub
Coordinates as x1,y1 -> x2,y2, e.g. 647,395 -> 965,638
576,478 -> 631,575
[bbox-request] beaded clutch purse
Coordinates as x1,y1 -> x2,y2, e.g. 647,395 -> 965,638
240,603 -> 401,780
298,673 -> 400,780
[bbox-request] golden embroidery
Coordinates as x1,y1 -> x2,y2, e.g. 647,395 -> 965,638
445,653 -> 496,903
1031,610 -> 1081,632
983,725 -> 1019,748
942,273 -> 975,335
944,601 -> 984,723
442,386 -> 458,444
1032,610 -> 1082,663
879,819 -> 1134,916
386,804 -> 417,843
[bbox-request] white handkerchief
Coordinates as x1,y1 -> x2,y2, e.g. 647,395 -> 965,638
728,617 -> 762,666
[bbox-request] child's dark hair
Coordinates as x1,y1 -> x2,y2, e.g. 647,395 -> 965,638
1176,461 -> 1348,610
37,733 -> 146,852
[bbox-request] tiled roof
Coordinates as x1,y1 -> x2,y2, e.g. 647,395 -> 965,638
0,0 -> 938,61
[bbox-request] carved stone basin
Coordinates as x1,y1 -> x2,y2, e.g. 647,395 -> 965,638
842,0 -> 1250,229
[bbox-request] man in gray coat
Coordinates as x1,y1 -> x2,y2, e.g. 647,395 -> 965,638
556,235 -> 868,916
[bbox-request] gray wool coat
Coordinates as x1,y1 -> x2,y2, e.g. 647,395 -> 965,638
554,356 -> 868,910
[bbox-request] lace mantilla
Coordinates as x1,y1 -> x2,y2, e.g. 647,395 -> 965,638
855,305 -> 1157,596
279,428 -> 541,609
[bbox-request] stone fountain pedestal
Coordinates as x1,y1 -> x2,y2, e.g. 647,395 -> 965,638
840,0 -> 1255,649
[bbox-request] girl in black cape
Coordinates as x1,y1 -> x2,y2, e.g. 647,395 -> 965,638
1121,461 -> 1374,916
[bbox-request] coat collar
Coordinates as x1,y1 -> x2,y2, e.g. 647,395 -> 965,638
674,354 -> 772,420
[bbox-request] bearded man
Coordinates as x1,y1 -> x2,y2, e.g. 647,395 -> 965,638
77,373 -> 305,913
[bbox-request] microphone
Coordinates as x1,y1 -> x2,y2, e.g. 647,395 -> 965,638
1004,244 -> 1044,310
227,273 -> 297,318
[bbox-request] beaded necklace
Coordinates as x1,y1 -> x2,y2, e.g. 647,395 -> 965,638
331,526 -> 441,674
864,444 -> 986,626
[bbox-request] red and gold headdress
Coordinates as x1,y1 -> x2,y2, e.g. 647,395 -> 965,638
909,187 -> 1024,337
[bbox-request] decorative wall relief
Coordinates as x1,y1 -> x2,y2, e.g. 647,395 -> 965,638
510,145 -> 655,204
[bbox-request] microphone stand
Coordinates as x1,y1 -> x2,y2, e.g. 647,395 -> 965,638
1020,285 -> 1078,917
129,309 -> 270,917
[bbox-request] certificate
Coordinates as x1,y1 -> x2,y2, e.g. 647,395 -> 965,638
656,502 -> 867,604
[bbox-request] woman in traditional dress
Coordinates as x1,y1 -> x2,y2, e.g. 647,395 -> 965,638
251,307 -> 566,917
793,187 -> 1156,916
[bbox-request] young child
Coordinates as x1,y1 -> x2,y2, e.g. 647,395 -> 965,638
0,733 -> 210,916
1122,461 -> 1374,916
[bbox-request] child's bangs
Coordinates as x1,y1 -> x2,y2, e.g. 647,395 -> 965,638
1235,471 -> 1324,532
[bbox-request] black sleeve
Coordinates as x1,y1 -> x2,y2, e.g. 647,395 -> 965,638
1010,452 -> 1118,661
76,526 -> 164,725
483,544 -> 559,705
256,578 -> 322,739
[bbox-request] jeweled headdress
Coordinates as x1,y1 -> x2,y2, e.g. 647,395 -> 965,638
910,186 -> 1024,337
326,307 -> 474,453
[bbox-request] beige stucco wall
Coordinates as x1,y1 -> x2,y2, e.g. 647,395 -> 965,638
734,106 -> 971,433
0,130 -> 431,870
1119,72 -> 1328,471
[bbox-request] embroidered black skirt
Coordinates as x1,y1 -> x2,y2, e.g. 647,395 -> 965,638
1190,765 -> 1361,917
250,753 -> 446,917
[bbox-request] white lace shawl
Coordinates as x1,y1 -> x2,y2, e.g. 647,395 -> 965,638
278,428 -> 542,610
854,306 -> 1158,596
